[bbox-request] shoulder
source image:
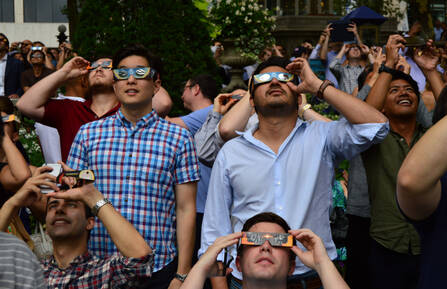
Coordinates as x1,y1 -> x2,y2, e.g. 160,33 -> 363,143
156,117 -> 192,140
0,232 -> 36,257
7,55 -> 22,66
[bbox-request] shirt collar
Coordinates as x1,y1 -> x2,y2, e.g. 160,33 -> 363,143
116,108 -> 158,129
49,251 -> 92,269
238,116 -> 306,154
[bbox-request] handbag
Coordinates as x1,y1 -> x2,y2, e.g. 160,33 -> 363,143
30,222 -> 53,260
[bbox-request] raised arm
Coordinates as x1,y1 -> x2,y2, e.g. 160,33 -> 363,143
413,40 -> 445,100
47,182 -> 151,258
290,229 -> 349,289
16,56 -> 90,121
287,58 -> 387,124
347,22 -> 363,47
218,91 -> 253,141
0,167 -> 57,231
366,34 -> 405,110
0,125 -> 31,191
153,86 -> 173,118
397,115 -> 447,220
319,24 -> 333,62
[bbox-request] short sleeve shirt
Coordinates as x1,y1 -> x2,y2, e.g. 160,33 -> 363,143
42,99 -> 120,161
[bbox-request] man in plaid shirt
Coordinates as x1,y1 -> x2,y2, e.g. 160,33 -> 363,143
67,45 -> 200,289
0,166 -> 154,288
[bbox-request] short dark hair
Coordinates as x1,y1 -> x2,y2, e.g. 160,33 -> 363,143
237,212 -> 295,261
390,69 -> 420,101
112,44 -> 162,80
0,33 -> 9,47
32,41 -> 45,47
250,56 -> 292,95
189,74 -> 218,100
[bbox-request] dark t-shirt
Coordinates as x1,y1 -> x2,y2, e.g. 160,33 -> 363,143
410,173 -> 447,289
43,99 -> 120,161
21,67 -> 54,89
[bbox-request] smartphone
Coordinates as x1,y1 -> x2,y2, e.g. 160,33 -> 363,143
231,94 -> 243,100
40,163 -> 62,194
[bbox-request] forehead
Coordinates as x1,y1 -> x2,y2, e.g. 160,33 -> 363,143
248,222 -> 286,234
389,79 -> 412,88
95,58 -> 112,63
23,40 -> 31,45
259,65 -> 287,74
118,55 -> 149,68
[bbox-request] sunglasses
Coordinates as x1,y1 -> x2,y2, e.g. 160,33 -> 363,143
31,54 -> 43,59
1,115 -> 20,124
112,67 -> 156,80
240,232 -> 293,248
87,60 -> 112,71
253,72 -> 295,85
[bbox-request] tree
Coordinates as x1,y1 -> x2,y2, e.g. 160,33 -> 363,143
71,0 -> 218,115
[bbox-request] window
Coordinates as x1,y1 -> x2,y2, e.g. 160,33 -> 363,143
24,0 -> 68,23
0,0 -> 14,22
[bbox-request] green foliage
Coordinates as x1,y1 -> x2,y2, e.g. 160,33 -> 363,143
18,117 -> 44,167
208,0 -> 276,59
73,0 -> 219,116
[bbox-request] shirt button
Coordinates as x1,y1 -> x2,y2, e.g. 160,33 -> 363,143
124,199 -> 128,202
278,206 -> 283,210
129,154 -> 132,157
276,181 -> 281,185
126,175 -> 130,180
400,138 -> 405,142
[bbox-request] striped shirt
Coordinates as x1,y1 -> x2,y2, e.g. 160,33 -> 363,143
67,109 -> 200,271
0,232 -> 45,289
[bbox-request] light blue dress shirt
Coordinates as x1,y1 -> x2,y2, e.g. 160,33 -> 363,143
200,117 -> 389,278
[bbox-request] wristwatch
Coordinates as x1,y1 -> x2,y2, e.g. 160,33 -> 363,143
379,64 -> 394,75
299,104 -> 312,119
175,273 -> 188,282
316,80 -> 334,99
91,198 -> 112,216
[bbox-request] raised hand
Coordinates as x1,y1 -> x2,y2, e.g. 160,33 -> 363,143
396,55 -> 411,74
289,229 -> 331,272
414,39 -> 440,72
385,34 -> 406,68
58,56 -> 90,80
286,57 -> 323,95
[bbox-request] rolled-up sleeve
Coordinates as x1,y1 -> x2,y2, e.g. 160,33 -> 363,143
194,110 -> 223,167
329,58 -> 343,80
325,118 -> 389,162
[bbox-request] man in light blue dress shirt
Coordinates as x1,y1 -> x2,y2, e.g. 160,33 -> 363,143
199,56 -> 389,289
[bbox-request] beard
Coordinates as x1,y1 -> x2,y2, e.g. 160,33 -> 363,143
253,90 -> 299,118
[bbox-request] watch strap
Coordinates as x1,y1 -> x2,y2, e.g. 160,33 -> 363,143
317,80 -> 334,99
91,198 -> 112,216
379,64 -> 394,75
175,273 -> 187,282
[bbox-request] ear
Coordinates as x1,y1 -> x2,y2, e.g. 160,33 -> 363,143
235,255 -> 242,272
86,217 -> 95,231
153,78 -> 161,95
192,84 -> 201,96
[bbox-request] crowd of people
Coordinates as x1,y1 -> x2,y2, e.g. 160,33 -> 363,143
0,17 -> 447,289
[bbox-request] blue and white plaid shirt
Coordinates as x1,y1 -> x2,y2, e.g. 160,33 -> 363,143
67,109 -> 200,271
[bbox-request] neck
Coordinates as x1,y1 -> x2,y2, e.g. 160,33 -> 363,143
121,102 -> 153,126
389,116 -> 417,145
348,58 -> 361,66
91,91 -> 118,117
254,112 -> 298,154
52,239 -> 88,269
32,64 -> 44,76
65,86 -> 85,98
243,278 -> 286,289
191,98 -> 212,112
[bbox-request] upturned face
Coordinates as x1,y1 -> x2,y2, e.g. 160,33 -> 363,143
382,79 -> 418,119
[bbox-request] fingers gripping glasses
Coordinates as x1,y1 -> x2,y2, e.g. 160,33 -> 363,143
253,72 -> 295,85
87,60 -> 112,71
240,232 -> 294,248
112,67 -> 157,80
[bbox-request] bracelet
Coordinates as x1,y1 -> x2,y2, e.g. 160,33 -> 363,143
175,273 -> 188,282
299,104 -> 312,119
91,198 -> 112,216
316,80 -> 334,99
379,64 -> 394,75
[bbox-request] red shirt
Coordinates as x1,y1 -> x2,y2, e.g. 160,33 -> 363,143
42,98 -> 120,161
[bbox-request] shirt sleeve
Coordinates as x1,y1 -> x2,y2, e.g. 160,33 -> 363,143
173,130 -> 200,184
308,44 -> 321,60
198,150 -> 234,261
108,253 -> 154,286
329,58 -> 343,80
180,108 -> 211,136
325,118 -> 390,163
194,110 -> 223,167
67,126 -> 89,170
356,84 -> 371,101
416,97 -> 433,129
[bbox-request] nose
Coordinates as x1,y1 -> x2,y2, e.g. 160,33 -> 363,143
127,75 -> 137,84
260,240 -> 273,252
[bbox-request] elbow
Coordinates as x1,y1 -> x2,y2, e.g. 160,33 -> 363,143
397,166 -> 417,197
218,123 -> 236,142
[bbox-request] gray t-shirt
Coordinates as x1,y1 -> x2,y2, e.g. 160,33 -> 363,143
0,232 -> 46,289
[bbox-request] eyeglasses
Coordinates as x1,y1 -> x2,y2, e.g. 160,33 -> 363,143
240,232 -> 293,248
112,67 -> 156,80
2,115 -> 20,124
87,60 -> 112,71
31,54 -> 43,59
253,72 -> 295,85
0,38 -> 7,43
